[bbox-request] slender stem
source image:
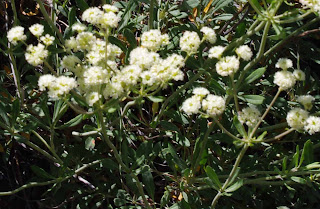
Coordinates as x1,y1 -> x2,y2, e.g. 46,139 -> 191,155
264,16 -> 320,57
109,100 -> 136,127
44,61 -> 58,76
0,159 -> 103,196
277,10 -> 313,24
247,0 -> 265,17
10,0 -> 19,26
249,88 -> 281,139
256,122 -> 287,133
149,0 -> 155,30
67,101 -> 94,115
210,144 -> 249,208
230,75 -> 240,113
212,117 -> 242,141
192,122 -> 215,176
31,130 -> 63,164
236,21 -> 271,90
35,0 -> 65,45
154,70 -> 205,125
264,128 -> 295,142
97,110 -> 152,209
8,50 -> 23,102
72,130 -> 100,136
23,140 -> 59,163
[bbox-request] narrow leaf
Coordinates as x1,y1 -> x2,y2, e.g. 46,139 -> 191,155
225,179 -> 244,193
244,67 -> 266,84
205,166 -> 221,189
31,165 -> 55,179
142,165 -> 155,199
299,140 -> 313,166
233,116 -> 247,137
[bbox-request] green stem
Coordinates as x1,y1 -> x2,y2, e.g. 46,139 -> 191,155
263,128 -> 295,143
264,16 -> 320,57
0,159 -> 103,196
278,10 -> 313,24
256,122 -> 287,133
249,88 -> 281,139
210,144 -> 249,208
10,0 -> 19,26
97,110 -> 152,209
247,0 -> 265,17
192,122 -> 215,176
212,117 -> 242,141
149,0 -> 155,30
23,140 -> 58,163
236,21 -> 271,91
154,70 -> 205,125
31,130 -> 63,164
72,130 -> 100,136
8,50 -> 23,102
44,61 -> 58,76
230,75 -> 240,113
35,0 -> 65,45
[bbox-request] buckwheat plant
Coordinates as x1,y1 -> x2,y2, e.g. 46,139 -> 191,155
2,0 -> 320,208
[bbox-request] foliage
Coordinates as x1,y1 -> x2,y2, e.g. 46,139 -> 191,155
1,0 -> 320,208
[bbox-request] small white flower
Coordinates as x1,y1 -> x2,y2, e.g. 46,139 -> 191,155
215,56 -> 240,76
299,0 -> 320,13
208,46 -> 225,59
235,45 -> 253,61
293,69 -> 306,81
304,116 -> 320,135
99,12 -> 120,28
276,58 -> 293,70
141,30 -> 169,51
238,105 -> 261,127
76,32 -> 97,51
82,7 -> 104,25
192,87 -> 209,98
202,94 -> 225,116
65,37 -> 78,51
72,23 -> 87,33
182,95 -> 202,115
121,65 -> 142,85
40,34 -> 55,46
29,24 -> 44,37
7,26 -> 27,45
46,76 -> 77,99
200,27 -> 217,44
83,66 -> 109,85
102,4 -> 119,13
25,43 -> 48,66
179,31 -> 201,54
61,55 -> 81,71
38,74 -> 56,91
274,70 -> 296,90
297,95 -> 315,110
286,108 -> 309,129
129,47 -> 159,69
86,92 -> 101,106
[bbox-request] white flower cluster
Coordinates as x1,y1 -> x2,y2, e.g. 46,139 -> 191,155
286,106 -> 320,135
25,43 -> 48,66
238,105 -> 261,127
182,87 -> 225,116
141,29 -> 169,51
29,24 -> 44,37
38,74 -> 77,99
273,58 -> 305,90
297,95 -> 315,110
208,44 -> 252,77
200,27 -> 217,44
180,31 -> 201,54
82,5 -> 120,28
299,0 -> 320,13
7,26 -> 27,45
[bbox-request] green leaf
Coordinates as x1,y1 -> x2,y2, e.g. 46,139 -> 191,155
165,143 -> 187,170
282,156 -> 288,172
68,7 -> 76,26
205,166 -> 221,189
160,190 -> 170,208
85,137 -> 95,150
75,0 -> 89,11
141,165 -> 155,199
225,179 -> 243,193
123,28 -> 137,47
0,103 -> 10,126
109,36 -> 127,52
293,145 -> 300,168
11,98 -> 20,125
299,140 -> 313,167
184,0 -> 200,8
160,121 -> 180,132
147,96 -> 165,103
56,114 -> 83,129
291,176 -> 307,184
233,116 -> 247,137
52,100 -> 68,126
238,95 -> 265,105
244,67 -> 266,85
31,165 -> 55,179
204,177 -> 219,191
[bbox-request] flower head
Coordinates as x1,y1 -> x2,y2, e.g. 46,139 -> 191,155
286,108 -> 309,129
182,95 -> 201,115
7,26 -> 27,45
274,70 -> 296,90
297,95 -> 315,110
202,94 -> 226,116
200,27 -> 217,44
276,58 -> 293,70
141,30 -> 169,51
215,56 -> 240,76
235,45 -> 253,61
293,69 -> 306,81
180,31 -> 201,54
82,7 -> 104,25
208,46 -> 225,59
40,34 -> 55,46
25,43 -> 48,66
238,105 -> 261,127
192,87 -> 209,98
29,24 -> 44,37
304,116 -> 320,135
